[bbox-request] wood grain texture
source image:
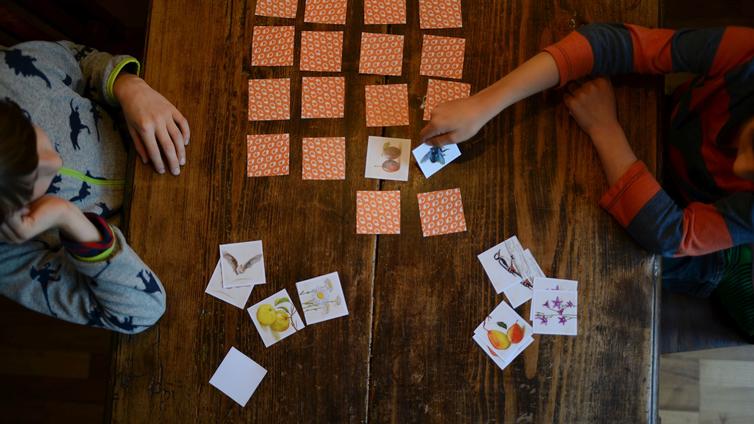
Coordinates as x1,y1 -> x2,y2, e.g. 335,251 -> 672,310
112,0 -> 660,422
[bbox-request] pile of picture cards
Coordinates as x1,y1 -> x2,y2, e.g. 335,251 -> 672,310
204,240 -> 349,406
475,236 -> 579,371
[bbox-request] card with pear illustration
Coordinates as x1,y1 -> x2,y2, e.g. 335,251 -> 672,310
296,272 -> 349,325
248,289 -> 305,347
473,300 -> 533,369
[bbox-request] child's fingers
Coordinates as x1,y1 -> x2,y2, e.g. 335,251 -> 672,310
173,110 -> 190,145
425,132 -> 457,147
166,121 -> 186,166
128,127 -> 149,164
140,128 -> 167,174
419,121 -> 447,144
156,126 -> 181,176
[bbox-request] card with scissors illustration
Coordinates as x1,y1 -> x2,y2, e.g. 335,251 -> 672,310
219,241 -> 266,288
501,248 -> 545,308
477,236 -> 527,294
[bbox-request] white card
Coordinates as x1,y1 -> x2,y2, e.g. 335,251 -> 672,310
296,272 -> 349,325
532,289 -> 578,336
477,236 -> 527,294
530,278 -> 577,321
205,260 -> 255,309
248,289 -> 305,347
501,249 -> 545,308
209,347 -> 266,407
412,143 -> 461,178
472,300 -> 533,367
219,241 -> 266,288
364,136 -> 411,181
473,331 -> 533,371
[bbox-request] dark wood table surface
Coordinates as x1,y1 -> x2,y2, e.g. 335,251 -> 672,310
111,1 -> 661,422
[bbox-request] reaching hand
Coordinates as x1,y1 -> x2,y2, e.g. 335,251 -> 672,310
419,96 -> 489,146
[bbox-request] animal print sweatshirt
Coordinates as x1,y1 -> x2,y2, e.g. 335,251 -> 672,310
0,41 -> 165,334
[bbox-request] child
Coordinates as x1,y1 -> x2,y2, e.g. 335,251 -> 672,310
0,40 -> 190,334
421,24 -> 754,337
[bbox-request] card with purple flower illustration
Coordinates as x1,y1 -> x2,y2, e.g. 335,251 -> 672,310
530,278 -> 577,321
531,289 -> 578,336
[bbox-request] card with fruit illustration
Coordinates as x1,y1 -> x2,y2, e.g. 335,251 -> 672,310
473,330 -> 533,371
477,236 -> 527,294
205,260 -> 255,309
364,136 -> 411,181
412,143 -> 461,179
296,272 -> 349,325
473,300 -> 533,368
501,249 -> 544,308
531,289 -> 578,336
220,241 -> 266,288
248,289 -> 305,347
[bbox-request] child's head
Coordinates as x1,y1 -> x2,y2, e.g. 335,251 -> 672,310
733,115 -> 754,181
0,100 -> 61,223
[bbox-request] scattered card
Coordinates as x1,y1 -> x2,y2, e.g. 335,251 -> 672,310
209,347 -> 266,407
359,33 -> 404,76
419,0 -> 462,29
255,0 -> 297,18
296,272 -> 349,325
532,289 -> 578,336
300,31 -> 343,72
412,143 -> 461,178
501,248 -> 545,308
248,289 -> 305,347
219,241 -> 266,288
531,278 -> 577,321
356,190 -> 401,234
365,84 -> 409,127
473,300 -> 533,370
365,136 -> 411,181
477,236 -> 527,294
205,260 -> 254,309
248,78 -> 290,121
246,134 -> 290,177
364,0 -> 406,24
304,0 -> 347,24
302,137 -> 346,180
420,34 -> 465,80
302,76 -> 345,119
251,26 -> 295,67
417,188 -> 467,237
423,79 -> 471,121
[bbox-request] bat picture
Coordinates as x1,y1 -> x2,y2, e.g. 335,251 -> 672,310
223,252 -> 262,276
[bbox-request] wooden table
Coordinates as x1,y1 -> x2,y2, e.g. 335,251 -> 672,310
112,1 -> 661,422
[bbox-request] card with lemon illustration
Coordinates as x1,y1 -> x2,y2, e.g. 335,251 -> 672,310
248,289 -> 305,347
473,300 -> 534,370
296,272 -> 349,325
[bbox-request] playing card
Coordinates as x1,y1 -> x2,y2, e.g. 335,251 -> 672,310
296,272 -> 349,325
248,78 -> 290,121
302,137 -> 346,180
301,76 -> 345,119
364,0 -> 406,24
300,31 -> 343,72
219,241 -> 266,288
205,260 -> 254,309
417,188 -> 467,237
412,143 -> 461,178
209,347 -> 266,407
304,0 -> 347,24
530,277 -> 577,321
255,0 -> 297,18
532,289 -> 578,336
477,236 -> 527,294
248,289 -> 306,347
359,33 -> 404,76
501,248 -> 545,308
419,0 -> 462,29
365,84 -> 409,127
246,134 -> 290,177
365,136 -> 411,181
423,79 -> 471,121
420,35 -> 465,80
474,331 -> 533,371
356,190 -> 401,234
473,300 -> 533,370
251,26 -> 295,67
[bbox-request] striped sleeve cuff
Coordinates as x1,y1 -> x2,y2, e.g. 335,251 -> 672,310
543,31 -> 595,88
599,161 -> 662,228
62,213 -> 116,262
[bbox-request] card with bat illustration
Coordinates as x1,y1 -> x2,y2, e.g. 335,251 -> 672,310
205,260 -> 254,309
477,236 -> 527,294
219,241 -> 266,288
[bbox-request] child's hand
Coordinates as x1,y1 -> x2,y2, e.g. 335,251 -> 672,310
419,96 -> 489,146
563,77 -> 620,138
114,73 -> 190,176
0,196 -> 98,244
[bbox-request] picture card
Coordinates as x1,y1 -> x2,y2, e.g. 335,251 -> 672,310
501,248 -> 545,308
205,260 -> 254,309
251,26 -> 295,67
417,188 -> 467,237
246,134 -> 290,177
365,136 -> 411,181
423,79 -> 471,121
302,76 -> 345,119
302,137 -> 346,180
248,289 -> 306,347
477,236 -> 527,294
209,347 -> 266,407
219,240 -> 266,288
419,0 -> 463,29
474,331 -> 533,371
300,31 -> 343,72
365,84 -> 409,127
304,0 -> 347,24
359,32 -> 404,76
248,78 -> 290,121
531,277 -> 577,321
356,190 -> 401,234
473,300 -> 533,370
364,0 -> 406,24
255,0 -> 297,18
420,35 -> 466,80
412,143 -> 461,179
532,289 -> 578,336
296,272 -> 349,325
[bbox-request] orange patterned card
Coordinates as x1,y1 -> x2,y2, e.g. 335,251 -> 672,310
364,0 -> 406,24
302,137 -> 346,180
247,134 -> 290,177
417,188 -> 467,237
356,191 -> 401,234
302,77 -> 345,119
304,0 -> 347,24
255,0 -> 297,18
248,79 -> 290,121
359,33 -> 404,76
301,31 -> 344,72
423,79 -> 471,120
420,34 -> 465,80
419,0 -> 462,29
251,26 -> 295,67
365,84 -> 409,127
